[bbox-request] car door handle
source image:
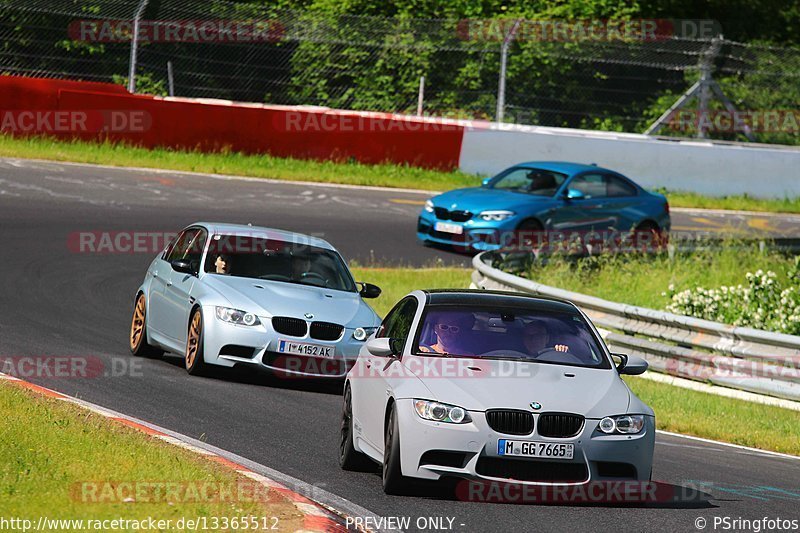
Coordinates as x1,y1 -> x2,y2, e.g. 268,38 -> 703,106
365,361 -> 372,368
166,280 -> 172,287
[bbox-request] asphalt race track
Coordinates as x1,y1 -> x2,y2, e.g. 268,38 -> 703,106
1,157 -> 799,532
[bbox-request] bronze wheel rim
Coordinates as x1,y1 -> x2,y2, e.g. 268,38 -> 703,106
130,295 -> 146,351
186,311 -> 201,369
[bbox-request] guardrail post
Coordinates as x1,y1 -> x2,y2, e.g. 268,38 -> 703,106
496,19 -> 521,124
416,75 -> 425,116
167,60 -> 175,96
127,0 -> 150,93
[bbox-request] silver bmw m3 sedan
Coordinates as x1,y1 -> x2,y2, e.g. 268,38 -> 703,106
129,222 -> 381,378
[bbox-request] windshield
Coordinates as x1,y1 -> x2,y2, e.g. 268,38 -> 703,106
204,234 -> 357,292
488,167 -> 567,197
414,305 -> 610,369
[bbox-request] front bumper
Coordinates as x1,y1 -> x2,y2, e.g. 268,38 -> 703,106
200,306 -> 370,378
395,399 -> 655,485
416,212 -> 517,252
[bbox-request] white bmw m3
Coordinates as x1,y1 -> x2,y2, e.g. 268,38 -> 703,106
340,289 -> 654,494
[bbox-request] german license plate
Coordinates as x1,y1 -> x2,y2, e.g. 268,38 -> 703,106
434,221 -> 463,235
497,440 -> 574,459
277,340 -> 334,358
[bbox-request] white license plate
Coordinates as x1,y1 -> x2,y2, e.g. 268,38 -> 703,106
277,340 -> 335,358
497,440 -> 574,460
434,221 -> 463,235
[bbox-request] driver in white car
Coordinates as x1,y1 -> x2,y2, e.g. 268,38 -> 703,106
522,319 -> 569,355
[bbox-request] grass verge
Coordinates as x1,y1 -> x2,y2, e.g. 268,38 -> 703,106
520,245 -> 795,310
624,376 -> 800,456
353,266 -> 799,456
0,382 -> 304,529
349,266 -> 472,316
1,133 -> 799,213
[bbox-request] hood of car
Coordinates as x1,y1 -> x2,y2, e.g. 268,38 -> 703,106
405,357 -> 630,418
203,275 -> 380,327
430,187 -> 554,213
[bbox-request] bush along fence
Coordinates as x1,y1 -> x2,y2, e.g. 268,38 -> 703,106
471,251 -> 800,402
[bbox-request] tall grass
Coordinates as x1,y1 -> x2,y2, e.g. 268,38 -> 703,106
519,244 -> 795,310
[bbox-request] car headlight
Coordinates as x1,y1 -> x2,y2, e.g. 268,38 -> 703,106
414,399 -> 472,424
352,327 -> 378,341
598,415 -> 645,434
215,306 -> 261,326
478,210 -> 515,221
424,199 -> 435,213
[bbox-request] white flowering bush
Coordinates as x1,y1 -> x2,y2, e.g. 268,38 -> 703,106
664,257 -> 800,334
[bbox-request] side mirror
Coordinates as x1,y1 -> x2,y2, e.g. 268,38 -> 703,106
565,188 -> 586,201
613,353 -> 648,375
359,282 -> 382,299
366,337 -> 396,357
481,177 -> 492,187
171,259 -> 194,275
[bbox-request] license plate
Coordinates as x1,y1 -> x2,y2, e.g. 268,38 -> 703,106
497,440 -> 574,460
434,221 -> 463,235
277,340 -> 335,358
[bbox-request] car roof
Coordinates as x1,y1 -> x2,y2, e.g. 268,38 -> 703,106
421,289 -> 581,314
190,222 -> 335,251
512,161 -> 615,177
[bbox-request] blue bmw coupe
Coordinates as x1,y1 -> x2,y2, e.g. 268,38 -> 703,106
417,161 -> 670,252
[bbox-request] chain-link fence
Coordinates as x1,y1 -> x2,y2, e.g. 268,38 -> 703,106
1,0 -> 798,144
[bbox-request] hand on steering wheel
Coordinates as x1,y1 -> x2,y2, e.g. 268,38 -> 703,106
536,344 -> 569,355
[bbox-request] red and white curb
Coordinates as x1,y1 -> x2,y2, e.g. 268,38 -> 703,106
0,372 -> 355,533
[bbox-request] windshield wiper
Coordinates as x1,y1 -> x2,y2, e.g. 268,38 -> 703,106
413,351 -> 454,358
474,355 -> 530,362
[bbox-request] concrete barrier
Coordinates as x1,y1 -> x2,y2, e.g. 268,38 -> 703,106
459,123 -> 800,199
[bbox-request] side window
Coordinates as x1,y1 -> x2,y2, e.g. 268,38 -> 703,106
377,297 -> 419,352
606,175 -> 638,197
166,228 -> 206,269
569,173 -> 607,199
184,228 -> 208,272
491,168 -> 532,191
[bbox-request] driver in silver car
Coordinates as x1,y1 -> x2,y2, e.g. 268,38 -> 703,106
291,254 -> 313,281
522,319 -> 569,355
213,253 -> 233,275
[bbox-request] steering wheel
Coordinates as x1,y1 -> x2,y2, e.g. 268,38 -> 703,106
300,271 -> 327,286
535,348 -> 583,364
479,349 -> 529,359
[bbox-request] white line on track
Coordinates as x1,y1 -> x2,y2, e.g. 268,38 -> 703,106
657,431 -> 799,461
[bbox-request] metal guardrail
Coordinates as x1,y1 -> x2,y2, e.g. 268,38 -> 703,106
471,252 -> 800,402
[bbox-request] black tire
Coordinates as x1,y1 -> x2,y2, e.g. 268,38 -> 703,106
339,385 -> 374,471
129,293 -> 163,358
515,219 -> 545,250
382,403 -> 411,495
185,308 -> 207,376
634,221 -> 665,252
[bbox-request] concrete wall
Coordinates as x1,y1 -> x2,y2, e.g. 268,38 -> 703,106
459,124 -> 800,199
